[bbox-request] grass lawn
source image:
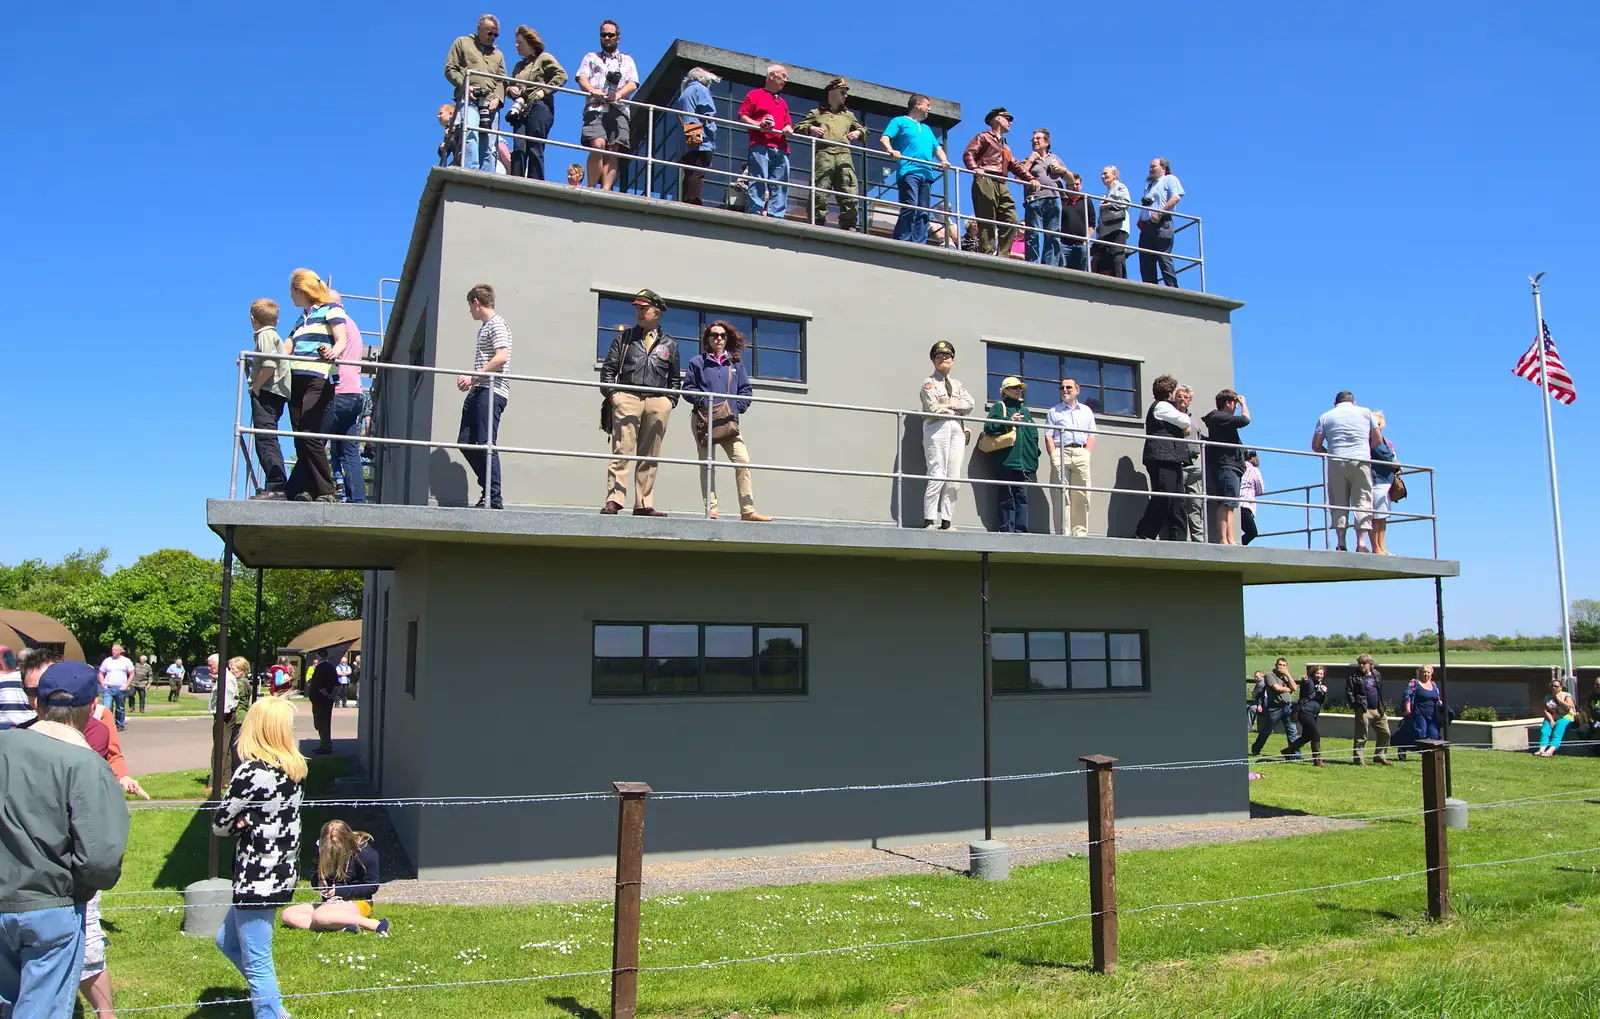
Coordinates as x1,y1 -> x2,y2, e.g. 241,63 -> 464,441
103,743 -> 1600,1018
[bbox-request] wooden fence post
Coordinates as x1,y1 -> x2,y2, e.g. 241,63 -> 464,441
1079,755 -> 1118,973
610,781 -> 651,1019
1417,739 -> 1450,919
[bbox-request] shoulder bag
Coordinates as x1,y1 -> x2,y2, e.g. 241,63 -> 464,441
692,361 -> 741,443
976,403 -> 1016,453
1389,460 -> 1408,503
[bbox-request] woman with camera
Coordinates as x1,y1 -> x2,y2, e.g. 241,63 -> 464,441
505,26 -> 566,180
683,321 -> 771,522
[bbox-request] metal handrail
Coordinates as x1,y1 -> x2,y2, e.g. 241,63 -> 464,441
233,351 -> 1438,550
456,72 -> 1204,285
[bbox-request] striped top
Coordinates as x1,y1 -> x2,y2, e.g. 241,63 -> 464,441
474,314 -> 513,398
287,302 -> 351,380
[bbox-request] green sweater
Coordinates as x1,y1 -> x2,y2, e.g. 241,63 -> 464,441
0,725 -> 129,912
984,397 -> 1040,472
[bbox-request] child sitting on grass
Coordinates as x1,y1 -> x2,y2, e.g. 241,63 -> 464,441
281,819 -> 390,935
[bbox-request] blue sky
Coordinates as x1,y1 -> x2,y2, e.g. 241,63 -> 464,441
0,2 -> 1594,637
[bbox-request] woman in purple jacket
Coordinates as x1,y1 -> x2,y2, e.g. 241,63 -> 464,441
683,321 -> 772,521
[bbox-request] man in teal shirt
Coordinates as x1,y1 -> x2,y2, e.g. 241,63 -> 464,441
879,94 -> 950,244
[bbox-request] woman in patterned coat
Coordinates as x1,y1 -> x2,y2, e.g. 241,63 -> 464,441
212,697 -> 307,1019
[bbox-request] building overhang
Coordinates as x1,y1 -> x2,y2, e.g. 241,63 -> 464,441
207,501 -> 1458,586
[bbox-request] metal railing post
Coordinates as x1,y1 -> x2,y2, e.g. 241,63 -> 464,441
459,72 -> 471,167
484,373 -> 496,507
645,106 -> 654,198
1195,215 -> 1207,293
703,407 -> 714,519
893,411 -> 904,526
1304,485 -> 1311,549
230,356 -> 246,499
1429,469 -> 1439,559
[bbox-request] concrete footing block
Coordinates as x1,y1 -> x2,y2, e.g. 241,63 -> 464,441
1445,797 -> 1469,830
968,840 -> 1011,881
182,878 -> 233,938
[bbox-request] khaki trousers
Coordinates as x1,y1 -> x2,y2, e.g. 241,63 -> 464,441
695,434 -> 755,514
1051,446 -> 1092,536
1327,457 -> 1374,536
1353,708 -> 1391,762
971,174 -> 1018,255
607,393 -> 673,508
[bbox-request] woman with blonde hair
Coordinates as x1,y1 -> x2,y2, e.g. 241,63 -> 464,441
284,268 -> 350,502
211,697 -> 306,1019
281,819 -> 390,935
1369,410 -> 1399,555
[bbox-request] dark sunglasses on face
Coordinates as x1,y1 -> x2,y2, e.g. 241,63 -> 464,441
601,31 -> 618,38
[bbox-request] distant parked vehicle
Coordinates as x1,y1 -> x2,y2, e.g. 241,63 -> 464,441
189,666 -> 215,693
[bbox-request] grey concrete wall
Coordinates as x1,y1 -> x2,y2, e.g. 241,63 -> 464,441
394,182 -> 1233,536
373,214 -> 442,509
389,543 -> 1247,877
373,548 -> 435,857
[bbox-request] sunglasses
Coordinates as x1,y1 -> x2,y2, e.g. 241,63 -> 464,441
601,31 -> 618,38
707,330 -> 726,338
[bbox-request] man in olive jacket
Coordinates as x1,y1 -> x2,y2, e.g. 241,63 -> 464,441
983,375 -> 1040,533
0,661 -> 130,1019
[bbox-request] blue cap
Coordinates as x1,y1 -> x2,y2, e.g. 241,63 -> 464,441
37,661 -> 100,708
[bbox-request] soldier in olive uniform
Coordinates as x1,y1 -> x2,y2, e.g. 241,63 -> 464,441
795,77 -> 865,231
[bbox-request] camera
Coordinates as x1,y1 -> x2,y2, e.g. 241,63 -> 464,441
605,69 -> 622,88
470,85 -> 491,100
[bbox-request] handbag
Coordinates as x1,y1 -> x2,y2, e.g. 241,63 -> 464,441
1389,469 -> 1408,503
976,406 -> 1017,454
692,361 -> 741,443
683,120 -> 705,148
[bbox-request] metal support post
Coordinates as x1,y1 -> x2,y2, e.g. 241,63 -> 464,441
207,524 -> 237,880
230,357 -> 246,498
1304,485 -> 1312,549
1080,754 -> 1118,973
1196,216 -> 1206,293
1429,470 -> 1439,558
459,73 -> 471,167
892,412 -> 904,525
252,567 -> 264,702
609,781 -> 651,1019
1435,577 -> 1451,796
483,376 -> 495,507
980,552 -> 993,841
645,107 -> 654,198
1418,739 -> 1450,919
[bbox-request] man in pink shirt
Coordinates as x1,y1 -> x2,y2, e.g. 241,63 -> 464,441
738,64 -> 793,219
323,292 -> 368,502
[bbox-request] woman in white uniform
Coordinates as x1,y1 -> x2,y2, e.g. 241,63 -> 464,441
919,341 -> 975,530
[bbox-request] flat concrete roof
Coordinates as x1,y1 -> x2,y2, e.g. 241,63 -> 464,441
207,500 -> 1458,586
380,169 -> 1244,361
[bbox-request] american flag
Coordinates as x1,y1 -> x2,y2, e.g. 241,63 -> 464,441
1514,320 -> 1576,405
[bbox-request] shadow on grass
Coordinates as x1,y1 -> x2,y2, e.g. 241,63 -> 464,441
1314,901 -> 1401,921
874,845 -> 968,875
177,986 -> 257,1018
153,811 -> 219,890
1249,803 -> 1312,819
979,948 -> 1095,972
546,995 -> 605,1019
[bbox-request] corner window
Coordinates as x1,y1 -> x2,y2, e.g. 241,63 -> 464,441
593,623 -> 807,696
596,296 -> 807,382
993,630 -> 1147,694
986,346 -> 1140,417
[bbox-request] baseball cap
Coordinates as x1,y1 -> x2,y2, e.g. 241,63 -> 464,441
1000,376 -> 1027,391
37,661 -> 100,707
631,289 -> 667,311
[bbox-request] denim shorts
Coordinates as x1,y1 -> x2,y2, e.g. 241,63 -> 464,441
1210,465 -> 1243,507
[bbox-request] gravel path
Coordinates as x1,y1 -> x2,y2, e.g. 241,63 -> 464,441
381,815 -> 1364,906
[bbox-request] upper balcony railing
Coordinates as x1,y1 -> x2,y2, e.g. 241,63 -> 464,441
453,71 -> 1208,293
229,351 -> 1438,558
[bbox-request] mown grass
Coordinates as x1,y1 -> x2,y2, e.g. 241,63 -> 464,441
100,742 -> 1600,1018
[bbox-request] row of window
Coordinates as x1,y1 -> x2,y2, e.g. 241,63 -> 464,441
592,294 -> 1143,417
589,624 -> 1147,697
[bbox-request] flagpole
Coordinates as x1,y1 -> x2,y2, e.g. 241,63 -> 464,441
1529,274 -> 1575,688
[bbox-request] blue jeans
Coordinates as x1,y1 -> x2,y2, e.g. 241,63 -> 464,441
745,145 -> 789,218
1251,705 -> 1301,754
0,904 -> 87,1019
458,388 -> 507,505
460,99 -> 499,173
894,174 -> 932,243
512,100 -> 553,180
216,906 -> 283,1019
1024,197 -> 1062,266
1138,222 -> 1178,286
996,468 -> 1031,533
106,688 -> 127,728
323,392 -> 367,503
1063,243 -> 1089,271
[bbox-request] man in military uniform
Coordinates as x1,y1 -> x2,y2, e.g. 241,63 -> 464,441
794,77 -> 864,231
919,341 -> 975,530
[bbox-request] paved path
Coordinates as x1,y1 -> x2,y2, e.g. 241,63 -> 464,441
116,704 -> 359,774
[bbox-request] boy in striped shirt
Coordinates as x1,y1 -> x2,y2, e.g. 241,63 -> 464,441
455,284 -> 512,508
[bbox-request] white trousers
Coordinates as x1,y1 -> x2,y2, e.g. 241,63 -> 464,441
923,422 -> 964,523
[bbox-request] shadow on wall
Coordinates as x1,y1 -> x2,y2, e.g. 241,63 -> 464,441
1107,456 -> 1150,538
429,448 -> 470,507
892,419 -> 923,526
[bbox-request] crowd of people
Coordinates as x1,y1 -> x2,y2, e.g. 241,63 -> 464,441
436,16 -> 1192,287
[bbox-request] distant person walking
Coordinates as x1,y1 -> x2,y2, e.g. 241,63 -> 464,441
97,642 -> 134,731
1537,676 -> 1577,757
1283,665 -> 1329,766
1401,664 -> 1444,748
307,658 -> 338,755
1312,391 -> 1381,553
456,284 -> 513,509
165,658 -> 185,701
1347,653 -> 1391,766
132,655 -> 154,714
1250,658 -> 1301,758
212,697 -> 306,1019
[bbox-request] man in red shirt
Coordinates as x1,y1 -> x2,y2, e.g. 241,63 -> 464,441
737,64 -> 794,219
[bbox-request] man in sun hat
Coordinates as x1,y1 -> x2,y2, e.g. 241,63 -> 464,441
983,375 -> 1040,533
795,77 -> 865,231
0,661 -> 130,1019
962,107 -> 1028,256
601,289 -> 682,516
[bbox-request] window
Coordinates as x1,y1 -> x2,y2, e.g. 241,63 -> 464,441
596,296 -> 806,382
592,623 -> 807,696
403,620 -> 418,697
985,346 -> 1140,418
993,630 -> 1147,694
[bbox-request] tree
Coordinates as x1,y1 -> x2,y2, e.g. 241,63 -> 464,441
0,548 -> 109,619
62,549 -> 225,664
1574,599 -> 1600,644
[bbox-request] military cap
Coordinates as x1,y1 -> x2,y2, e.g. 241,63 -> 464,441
929,341 -> 956,359
824,76 -> 850,93
984,107 -> 1012,126
631,288 -> 667,310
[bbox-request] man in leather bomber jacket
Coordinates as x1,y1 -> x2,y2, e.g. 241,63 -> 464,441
601,289 -> 682,516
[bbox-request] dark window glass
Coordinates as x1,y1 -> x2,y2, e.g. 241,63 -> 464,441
593,623 -> 807,696
595,296 -> 805,382
986,345 -> 1141,417
993,629 -> 1148,694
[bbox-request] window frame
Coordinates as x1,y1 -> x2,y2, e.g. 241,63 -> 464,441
983,344 -> 1142,421
991,628 -> 1149,695
591,621 -> 809,698
594,293 -> 808,384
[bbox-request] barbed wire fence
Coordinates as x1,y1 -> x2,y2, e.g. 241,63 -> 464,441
109,740 -> 1600,1017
